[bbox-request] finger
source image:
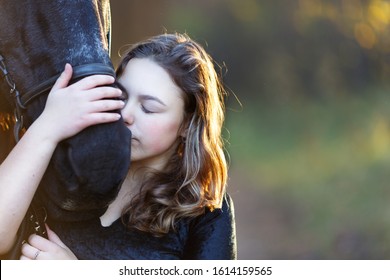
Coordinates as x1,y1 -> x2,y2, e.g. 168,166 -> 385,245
51,63 -> 73,91
71,74 -> 115,90
21,242 -> 41,260
89,99 -> 125,113
86,87 -> 123,101
45,224 -> 67,247
27,234 -> 45,247
83,112 -> 122,126
27,233 -> 54,252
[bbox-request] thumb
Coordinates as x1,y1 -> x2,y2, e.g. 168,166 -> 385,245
45,224 -> 67,248
51,63 -> 73,91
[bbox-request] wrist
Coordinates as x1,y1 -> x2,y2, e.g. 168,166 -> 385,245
26,117 -> 61,149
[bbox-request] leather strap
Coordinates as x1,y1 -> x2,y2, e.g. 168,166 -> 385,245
21,63 -> 115,106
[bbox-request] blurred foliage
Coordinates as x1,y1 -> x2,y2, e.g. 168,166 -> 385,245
226,89 -> 390,258
111,0 -> 389,102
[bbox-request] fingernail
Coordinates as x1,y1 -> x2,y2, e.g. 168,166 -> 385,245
63,63 -> 70,73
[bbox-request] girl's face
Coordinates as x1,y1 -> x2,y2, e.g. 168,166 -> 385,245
118,58 -> 185,170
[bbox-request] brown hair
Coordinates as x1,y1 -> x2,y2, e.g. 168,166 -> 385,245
116,33 -> 228,235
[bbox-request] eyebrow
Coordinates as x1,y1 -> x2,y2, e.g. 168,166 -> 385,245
139,94 -> 167,106
116,81 -> 167,106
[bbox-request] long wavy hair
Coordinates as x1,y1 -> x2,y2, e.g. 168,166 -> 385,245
116,33 -> 228,236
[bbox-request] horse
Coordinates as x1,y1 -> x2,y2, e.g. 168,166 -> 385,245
0,0 -> 131,222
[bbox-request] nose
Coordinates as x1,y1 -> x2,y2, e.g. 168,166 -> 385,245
121,103 -> 135,126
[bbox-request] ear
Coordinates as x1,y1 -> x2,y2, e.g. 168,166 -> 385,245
178,117 -> 189,138
180,128 -> 187,138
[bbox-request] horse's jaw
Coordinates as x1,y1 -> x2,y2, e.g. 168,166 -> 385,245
39,121 -> 131,222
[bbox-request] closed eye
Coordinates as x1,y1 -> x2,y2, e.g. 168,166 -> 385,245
141,105 -> 154,114
141,97 -> 164,114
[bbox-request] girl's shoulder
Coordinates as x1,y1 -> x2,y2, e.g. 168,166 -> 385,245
182,193 -> 237,259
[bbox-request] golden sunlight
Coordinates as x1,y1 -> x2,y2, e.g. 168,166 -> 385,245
0,113 -> 12,131
354,22 -> 377,49
368,0 -> 390,32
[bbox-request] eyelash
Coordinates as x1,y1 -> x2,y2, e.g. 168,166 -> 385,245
141,105 -> 154,114
117,86 -> 156,114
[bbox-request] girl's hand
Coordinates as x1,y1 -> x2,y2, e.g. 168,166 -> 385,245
35,63 -> 125,144
20,224 -> 77,260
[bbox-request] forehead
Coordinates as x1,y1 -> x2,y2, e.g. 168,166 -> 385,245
119,58 -> 181,98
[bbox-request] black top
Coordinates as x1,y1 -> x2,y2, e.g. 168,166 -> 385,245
48,194 -> 237,260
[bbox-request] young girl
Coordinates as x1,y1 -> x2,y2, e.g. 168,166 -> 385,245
0,33 -> 236,259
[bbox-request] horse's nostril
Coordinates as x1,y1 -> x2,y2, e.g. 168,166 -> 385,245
67,145 -> 87,187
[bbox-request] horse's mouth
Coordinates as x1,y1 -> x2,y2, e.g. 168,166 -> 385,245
41,175 -> 123,221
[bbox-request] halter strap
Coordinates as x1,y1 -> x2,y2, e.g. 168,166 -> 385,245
1,56 -> 115,141
21,63 -> 116,106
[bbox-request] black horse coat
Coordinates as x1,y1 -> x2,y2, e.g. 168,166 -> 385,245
0,0 -> 131,221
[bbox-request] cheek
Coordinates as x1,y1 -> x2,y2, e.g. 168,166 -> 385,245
142,120 -> 181,152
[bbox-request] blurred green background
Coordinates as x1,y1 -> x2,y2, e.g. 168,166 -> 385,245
109,0 -> 390,259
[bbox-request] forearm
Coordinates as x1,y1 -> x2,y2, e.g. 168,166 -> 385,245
0,120 -> 57,253
0,65 -> 124,254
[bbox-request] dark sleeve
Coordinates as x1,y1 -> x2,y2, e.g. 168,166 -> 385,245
183,194 -> 237,260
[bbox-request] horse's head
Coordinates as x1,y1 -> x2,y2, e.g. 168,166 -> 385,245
0,0 -> 131,221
